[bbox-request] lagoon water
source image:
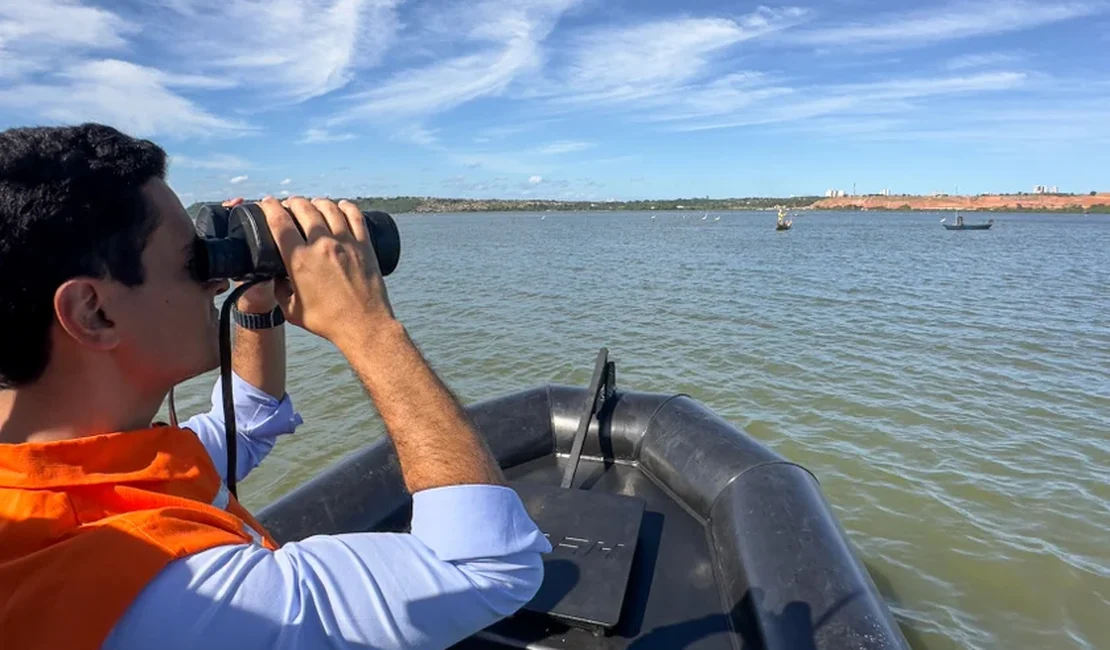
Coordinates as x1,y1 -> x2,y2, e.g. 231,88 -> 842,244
168,210 -> 1109,649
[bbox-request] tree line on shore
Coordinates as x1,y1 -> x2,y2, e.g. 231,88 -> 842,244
186,194 -> 1108,216
187,196 -> 819,216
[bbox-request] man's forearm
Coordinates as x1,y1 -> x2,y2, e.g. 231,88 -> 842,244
232,294 -> 286,400
341,320 -> 504,493
232,325 -> 285,400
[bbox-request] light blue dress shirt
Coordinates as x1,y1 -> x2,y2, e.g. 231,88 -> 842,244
103,373 -> 550,650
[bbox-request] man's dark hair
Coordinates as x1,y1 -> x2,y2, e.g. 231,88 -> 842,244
0,123 -> 167,388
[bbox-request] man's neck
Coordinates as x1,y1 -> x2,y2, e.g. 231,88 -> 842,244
0,363 -> 166,444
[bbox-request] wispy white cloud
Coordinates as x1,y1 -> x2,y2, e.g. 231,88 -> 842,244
172,153 -> 251,170
796,1 -> 1105,48
0,0 -> 404,140
338,47 -> 534,118
542,9 -> 807,106
537,140 -> 594,154
0,0 -> 136,50
155,0 -> 403,103
670,72 -> 1028,132
946,51 -> 1026,70
763,116 -> 912,137
637,72 -> 792,122
299,128 -> 357,143
156,71 -> 238,90
497,8 -> 808,130
509,3 -> 1081,139
468,119 -> 565,143
447,149 -> 553,175
528,175 -> 543,184
280,178 -> 293,186
0,50 -> 45,81
0,59 -> 253,138
438,173 -> 602,199
395,124 -> 440,146
229,175 -> 249,184
0,2 -> 248,137
332,0 -> 581,122
842,102 -> 1110,144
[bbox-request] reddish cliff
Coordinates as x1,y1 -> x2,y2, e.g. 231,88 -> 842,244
811,193 -> 1110,212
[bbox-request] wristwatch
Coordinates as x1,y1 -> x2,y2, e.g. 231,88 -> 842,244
232,305 -> 285,330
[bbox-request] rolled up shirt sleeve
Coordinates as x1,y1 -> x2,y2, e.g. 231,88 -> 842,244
182,372 -> 304,482
104,485 -> 552,650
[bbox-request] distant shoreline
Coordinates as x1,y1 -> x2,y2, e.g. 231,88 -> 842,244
187,192 -> 1110,216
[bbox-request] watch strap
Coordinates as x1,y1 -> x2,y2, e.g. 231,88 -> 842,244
233,305 -> 285,330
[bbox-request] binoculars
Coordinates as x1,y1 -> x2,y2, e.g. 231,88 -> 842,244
191,203 -> 401,282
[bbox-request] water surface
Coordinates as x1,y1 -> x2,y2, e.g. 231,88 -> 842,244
168,210 -> 1109,649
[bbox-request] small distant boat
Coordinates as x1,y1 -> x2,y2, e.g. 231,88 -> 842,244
941,213 -> 993,230
776,206 -> 793,231
713,215 -> 721,222
943,222 -> 992,230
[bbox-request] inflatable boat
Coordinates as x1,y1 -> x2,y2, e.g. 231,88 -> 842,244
942,222 -> 993,230
257,349 -> 909,649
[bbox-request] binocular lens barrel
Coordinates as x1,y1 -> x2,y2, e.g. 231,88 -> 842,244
193,203 -> 401,282
194,238 -> 252,281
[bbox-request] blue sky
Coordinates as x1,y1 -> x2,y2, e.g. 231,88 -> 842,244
1,0 -> 1108,201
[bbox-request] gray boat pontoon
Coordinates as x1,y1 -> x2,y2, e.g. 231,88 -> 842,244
258,349 -> 909,650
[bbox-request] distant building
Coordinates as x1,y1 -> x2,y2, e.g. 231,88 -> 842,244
825,189 -> 846,198
880,189 -> 891,196
1034,185 -> 1059,194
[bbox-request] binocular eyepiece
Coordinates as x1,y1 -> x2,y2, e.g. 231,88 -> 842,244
191,203 -> 401,282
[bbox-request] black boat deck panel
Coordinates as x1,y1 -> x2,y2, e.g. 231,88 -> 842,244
474,456 -> 736,650
510,479 -> 645,632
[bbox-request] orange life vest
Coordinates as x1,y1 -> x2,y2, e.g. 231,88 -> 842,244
0,426 -> 279,650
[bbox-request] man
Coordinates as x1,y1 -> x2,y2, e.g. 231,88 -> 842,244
0,124 -> 549,650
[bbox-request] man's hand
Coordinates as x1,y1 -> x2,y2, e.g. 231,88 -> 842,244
257,196 -> 395,348
257,196 -> 502,491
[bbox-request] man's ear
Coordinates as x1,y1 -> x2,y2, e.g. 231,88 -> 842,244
54,279 -> 121,351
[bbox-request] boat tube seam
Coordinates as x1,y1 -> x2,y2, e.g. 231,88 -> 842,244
632,393 -> 691,460
706,525 -> 746,650
636,461 -> 710,527
707,461 -> 821,519
544,384 -> 557,456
